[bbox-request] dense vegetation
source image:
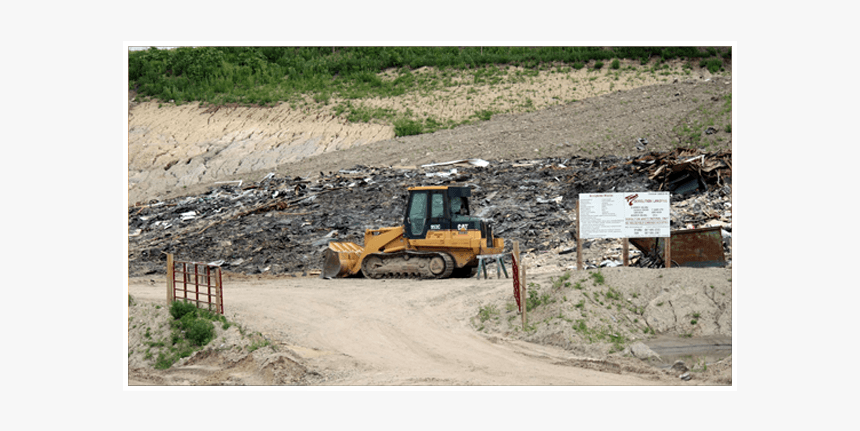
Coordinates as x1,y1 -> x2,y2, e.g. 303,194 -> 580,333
128,46 -> 731,107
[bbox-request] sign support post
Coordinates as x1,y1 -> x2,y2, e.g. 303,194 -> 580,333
665,237 -> 672,268
622,238 -> 629,266
576,199 -> 583,270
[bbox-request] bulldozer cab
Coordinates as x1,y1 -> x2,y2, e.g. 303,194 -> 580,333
404,186 -> 475,239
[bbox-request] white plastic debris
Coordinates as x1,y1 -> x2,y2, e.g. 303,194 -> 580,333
421,159 -> 490,168
537,196 -> 563,204
425,168 -> 458,178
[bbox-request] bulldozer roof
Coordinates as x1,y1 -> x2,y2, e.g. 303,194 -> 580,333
408,185 -> 472,196
408,186 -> 452,190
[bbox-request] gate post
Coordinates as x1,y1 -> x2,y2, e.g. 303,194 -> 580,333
166,253 -> 175,307
215,268 -> 223,314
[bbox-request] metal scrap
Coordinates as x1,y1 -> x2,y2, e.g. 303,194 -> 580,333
629,226 -> 726,268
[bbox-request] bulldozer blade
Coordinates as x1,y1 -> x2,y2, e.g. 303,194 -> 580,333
322,242 -> 364,278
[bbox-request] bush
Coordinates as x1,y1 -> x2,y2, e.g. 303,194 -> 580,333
475,110 -> 493,121
169,300 -> 197,320
394,118 -> 423,137
610,59 -> 620,69
593,61 -> 604,69
699,58 -> 723,74
184,317 -> 215,346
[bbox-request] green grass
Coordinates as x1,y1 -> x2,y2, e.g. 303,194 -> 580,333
248,335 -> 272,352
129,46 -> 730,135
699,58 -> 724,73
393,118 -> 424,136
572,319 -> 629,352
524,283 -> 556,312
604,287 -> 621,301
474,109 -> 494,121
141,300 -> 235,370
478,304 -> 500,323
551,272 -> 572,289
673,91 -> 732,148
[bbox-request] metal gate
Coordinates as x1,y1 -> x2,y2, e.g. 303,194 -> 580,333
166,254 -> 224,314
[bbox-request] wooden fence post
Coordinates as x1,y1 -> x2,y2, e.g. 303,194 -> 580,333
215,268 -> 223,315
166,253 -> 174,307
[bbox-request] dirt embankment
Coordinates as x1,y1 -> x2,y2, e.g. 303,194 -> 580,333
128,265 -> 731,386
128,60 -> 731,204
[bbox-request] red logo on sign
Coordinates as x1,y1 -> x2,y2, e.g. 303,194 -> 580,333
624,194 -> 639,206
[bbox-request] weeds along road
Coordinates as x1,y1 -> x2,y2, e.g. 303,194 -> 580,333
128,275 -> 681,386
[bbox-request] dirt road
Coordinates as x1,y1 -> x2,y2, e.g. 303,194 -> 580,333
128,271 -> 714,386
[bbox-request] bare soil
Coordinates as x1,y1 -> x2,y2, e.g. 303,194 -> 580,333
127,60 -> 732,386
128,264 -> 731,386
128,60 -> 731,205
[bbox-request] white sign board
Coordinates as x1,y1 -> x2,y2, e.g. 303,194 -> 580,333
579,192 -> 670,239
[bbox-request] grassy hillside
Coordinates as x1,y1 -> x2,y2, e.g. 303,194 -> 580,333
128,47 -> 731,112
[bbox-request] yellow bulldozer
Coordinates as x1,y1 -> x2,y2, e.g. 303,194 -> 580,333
322,185 -> 504,279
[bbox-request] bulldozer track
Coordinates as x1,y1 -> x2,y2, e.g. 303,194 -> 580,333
361,251 -> 455,279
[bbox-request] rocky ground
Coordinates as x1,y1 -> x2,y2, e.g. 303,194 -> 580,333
127,61 -> 732,386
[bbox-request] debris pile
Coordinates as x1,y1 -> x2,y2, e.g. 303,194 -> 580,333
128,149 -> 732,277
631,148 -> 732,196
